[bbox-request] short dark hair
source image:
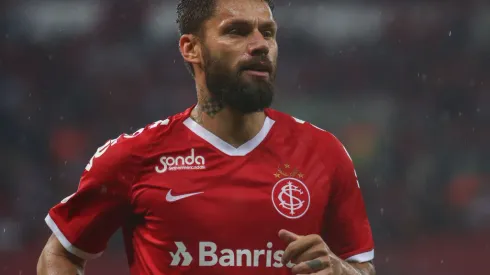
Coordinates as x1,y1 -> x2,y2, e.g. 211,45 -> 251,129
176,0 -> 275,76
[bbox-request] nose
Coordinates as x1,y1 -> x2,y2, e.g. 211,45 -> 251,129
247,30 -> 270,57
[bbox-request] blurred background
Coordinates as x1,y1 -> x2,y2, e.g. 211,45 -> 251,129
1,0 -> 489,274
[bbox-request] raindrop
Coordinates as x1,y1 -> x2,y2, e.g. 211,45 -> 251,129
5,33 -> 9,39
64,161 -> 68,165
440,259 -> 444,264
173,59 -> 176,63
3,228 -> 5,233
27,116 -> 31,120
385,257 -> 390,263
60,116 -> 64,120
476,108 -> 480,113
48,55 -> 53,60
288,2 -> 291,6
458,112 -> 462,117
380,208 -> 384,216
448,31 -> 452,36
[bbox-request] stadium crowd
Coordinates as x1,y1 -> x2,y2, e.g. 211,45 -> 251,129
1,0 -> 488,274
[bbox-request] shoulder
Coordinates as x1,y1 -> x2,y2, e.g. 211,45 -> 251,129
84,110 -> 188,176
268,110 -> 357,186
267,108 -> 344,153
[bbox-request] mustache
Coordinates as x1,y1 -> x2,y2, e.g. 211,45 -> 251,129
239,57 -> 274,73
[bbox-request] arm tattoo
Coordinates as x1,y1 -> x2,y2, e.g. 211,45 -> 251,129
351,261 -> 375,275
354,267 -> 367,275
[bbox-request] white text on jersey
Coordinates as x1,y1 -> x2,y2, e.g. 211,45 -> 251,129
170,241 -> 294,268
155,149 -> 206,173
85,119 -> 170,172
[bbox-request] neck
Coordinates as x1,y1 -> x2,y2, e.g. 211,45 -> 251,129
191,87 -> 266,148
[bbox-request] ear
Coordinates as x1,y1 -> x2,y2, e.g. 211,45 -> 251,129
179,34 -> 201,67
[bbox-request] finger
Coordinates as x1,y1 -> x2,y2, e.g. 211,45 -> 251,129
278,229 -> 300,244
294,245 -> 329,264
297,271 -> 333,275
282,235 -> 319,264
291,257 -> 331,274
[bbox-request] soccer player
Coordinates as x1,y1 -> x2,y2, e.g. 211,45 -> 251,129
37,0 -> 376,274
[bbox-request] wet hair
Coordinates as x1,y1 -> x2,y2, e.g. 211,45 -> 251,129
176,0 -> 275,76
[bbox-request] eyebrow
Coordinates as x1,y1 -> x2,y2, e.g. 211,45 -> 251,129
220,18 -> 277,29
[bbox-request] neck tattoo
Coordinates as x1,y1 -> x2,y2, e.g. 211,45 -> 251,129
193,96 -> 224,124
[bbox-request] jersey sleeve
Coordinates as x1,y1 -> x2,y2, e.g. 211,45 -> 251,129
323,136 -> 375,263
45,137 -> 135,260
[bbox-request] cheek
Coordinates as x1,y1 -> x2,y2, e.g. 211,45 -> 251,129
208,57 -> 237,76
212,48 -> 236,66
270,43 -> 279,59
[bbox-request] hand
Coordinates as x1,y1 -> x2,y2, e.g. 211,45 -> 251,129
279,229 -> 342,275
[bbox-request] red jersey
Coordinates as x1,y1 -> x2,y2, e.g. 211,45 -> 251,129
45,106 -> 374,274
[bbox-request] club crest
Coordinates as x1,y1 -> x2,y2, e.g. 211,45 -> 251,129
271,164 -> 310,219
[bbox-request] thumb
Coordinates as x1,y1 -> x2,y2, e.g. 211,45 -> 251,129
278,229 -> 300,244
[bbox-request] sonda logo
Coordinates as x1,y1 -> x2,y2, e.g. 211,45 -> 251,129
170,241 -> 294,268
155,149 -> 206,173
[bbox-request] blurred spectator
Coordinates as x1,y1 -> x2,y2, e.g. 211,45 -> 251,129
0,0 -> 488,274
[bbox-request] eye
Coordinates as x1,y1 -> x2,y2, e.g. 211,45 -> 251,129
228,28 -> 239,35
227,27 -> 248,36
263,30 -> 274,38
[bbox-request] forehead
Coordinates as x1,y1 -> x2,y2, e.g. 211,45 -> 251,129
210,0 -> 274,25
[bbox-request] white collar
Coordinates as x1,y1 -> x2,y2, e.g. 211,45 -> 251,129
183,116 -> 275,156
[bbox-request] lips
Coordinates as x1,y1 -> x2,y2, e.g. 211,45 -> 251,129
243,70 -> 270,78
241,62 -> 272,74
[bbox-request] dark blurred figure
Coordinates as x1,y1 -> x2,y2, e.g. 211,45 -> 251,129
0,0 -> 488,274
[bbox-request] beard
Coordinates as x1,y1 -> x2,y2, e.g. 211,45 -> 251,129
202,46 -> 276,114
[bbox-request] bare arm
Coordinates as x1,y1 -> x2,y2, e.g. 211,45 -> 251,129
340,261 -> 376,275
37,234 -> 86,275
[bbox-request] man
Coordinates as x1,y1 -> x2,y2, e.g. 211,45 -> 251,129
37,0 -> 376,274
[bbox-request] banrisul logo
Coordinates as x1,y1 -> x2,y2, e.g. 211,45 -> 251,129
170,242 -> 193,266
155,149 -> 206,173
169,241 -> 294,268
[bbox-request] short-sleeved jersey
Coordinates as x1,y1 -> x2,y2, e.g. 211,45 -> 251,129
46,106 -> 374,274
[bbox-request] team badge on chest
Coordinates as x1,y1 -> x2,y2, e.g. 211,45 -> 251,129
271,164 -> 310,219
